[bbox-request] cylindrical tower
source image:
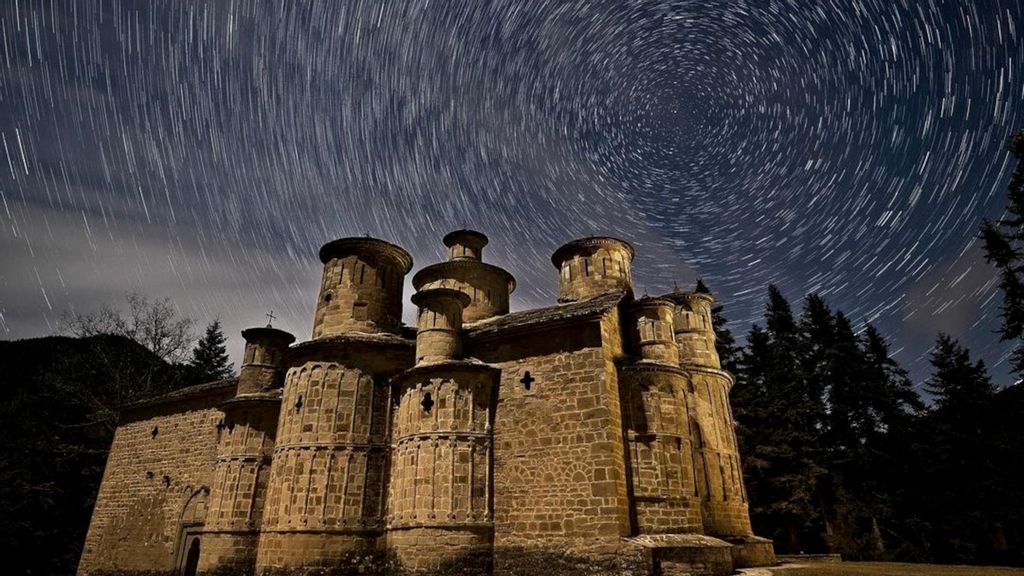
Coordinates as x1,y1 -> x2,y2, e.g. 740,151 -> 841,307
313,237 -> 414,338
630,297 -> 681,365
412,230 -> 516,323
444,229 -> 488,262
199,327 -> 293,575
411,288 -> 471,364
664,290 -> 752,538
255,337 -> 414,573
667,290 -> 720,368
387,288 -> 497,574
621,298 -> 703,535
237,327 -> 296,395
551,237 -> 634,303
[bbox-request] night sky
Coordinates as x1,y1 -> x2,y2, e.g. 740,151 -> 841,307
1,1 -> 1022,387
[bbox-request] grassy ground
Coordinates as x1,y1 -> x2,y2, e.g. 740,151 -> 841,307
775,561 -> 1024,576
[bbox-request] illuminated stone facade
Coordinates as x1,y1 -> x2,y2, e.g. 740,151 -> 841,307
78,232 -> 774,576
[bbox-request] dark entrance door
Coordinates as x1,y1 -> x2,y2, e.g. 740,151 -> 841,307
182,538 -> 200,576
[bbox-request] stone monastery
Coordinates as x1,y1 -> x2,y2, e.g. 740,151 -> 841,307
78,231 -> 776,576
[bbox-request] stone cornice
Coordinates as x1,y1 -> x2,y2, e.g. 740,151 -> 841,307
318,237 -> 413,273
412,259 -> 517,294
551,236 -> 635,267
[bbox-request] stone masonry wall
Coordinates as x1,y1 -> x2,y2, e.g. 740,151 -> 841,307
466,316 -> 641,575
78,388 -> 232,576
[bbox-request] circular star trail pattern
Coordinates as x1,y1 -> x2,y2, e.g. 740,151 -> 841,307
1,1 -> 1022,384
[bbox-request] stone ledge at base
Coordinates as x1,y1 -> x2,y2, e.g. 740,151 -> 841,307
722,536 -> 777,568
776,553 -> 843,564
627,534 -> 735,576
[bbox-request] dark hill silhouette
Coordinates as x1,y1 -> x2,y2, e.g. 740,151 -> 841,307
0,334 -> 187,576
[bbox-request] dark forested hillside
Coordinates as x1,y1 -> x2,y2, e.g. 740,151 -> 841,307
0,335 -> 183,576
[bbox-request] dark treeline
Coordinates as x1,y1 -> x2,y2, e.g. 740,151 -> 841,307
0,295 -> 233,576
721,130 -> 1024,567
715,285 -> 1024,565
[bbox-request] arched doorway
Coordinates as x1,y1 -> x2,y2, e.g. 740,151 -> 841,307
182,538 -> 200,576
175,488 -> 208,576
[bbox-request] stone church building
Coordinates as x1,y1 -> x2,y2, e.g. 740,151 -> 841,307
77,231 -> 775,576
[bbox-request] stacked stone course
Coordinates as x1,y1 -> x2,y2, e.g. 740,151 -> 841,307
80,230 -> 774,576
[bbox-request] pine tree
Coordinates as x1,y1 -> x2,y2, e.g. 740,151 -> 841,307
188,320 -> 233,383
798,294 -> 834,443
922,333 -> 999,563
734,286 -> 827,553
857,323 -> 927,561
979,131 -> 1024,375
711,303 -> 740,374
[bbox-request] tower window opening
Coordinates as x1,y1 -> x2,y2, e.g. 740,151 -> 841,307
295,394 -> 304,413
583,258 -> 590,277
603,258 -> 608,275
359,264 -> 366,284
151,426 -> 159,439
421,392 -> 434,413
520,371 -> 535,392
324,292 -> 332,304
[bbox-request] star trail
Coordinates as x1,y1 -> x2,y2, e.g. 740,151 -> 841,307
1,1 -> 1022,385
